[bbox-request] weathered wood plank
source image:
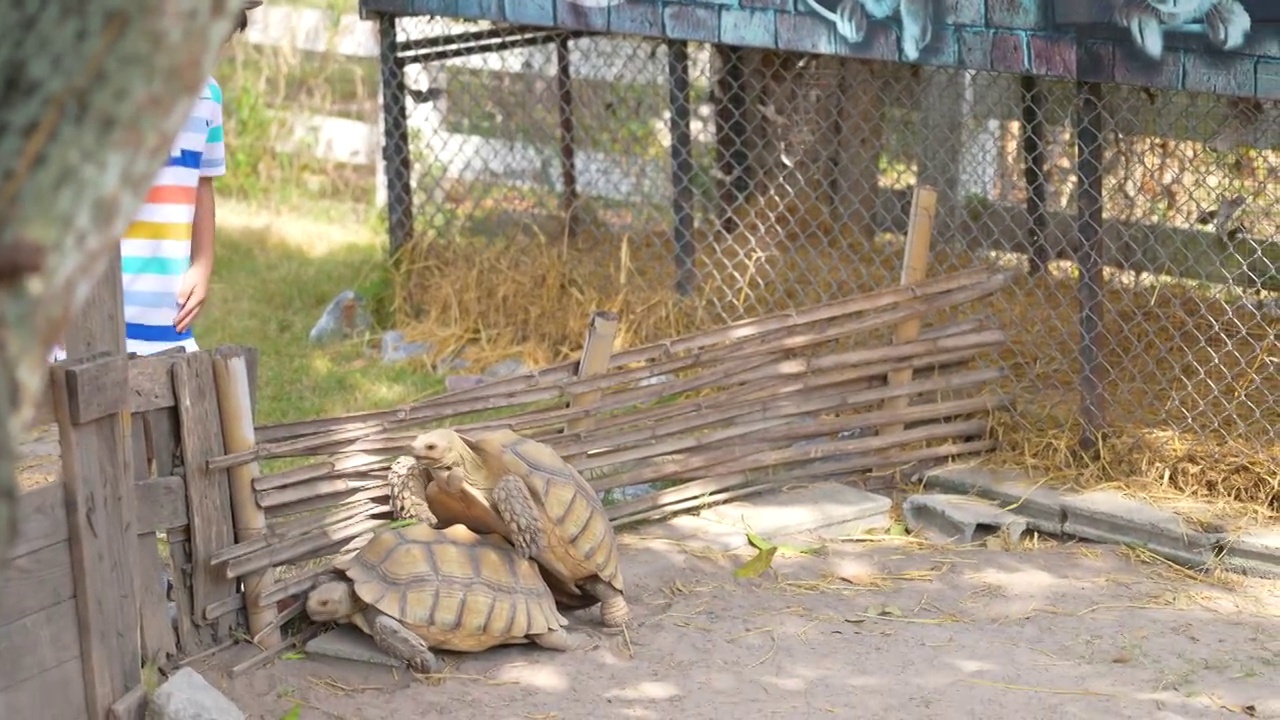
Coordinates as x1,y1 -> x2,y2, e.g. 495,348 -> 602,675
0,598 -> 81,691
135,535 -> 176,667
32,354 -> 184,427
164,526 -> 215,655
135,475 -> 188,531
0,657 -> 89,720
62,357 -> 129,425
0,541 -> 75,627
172,353 -> 238,635
11,482 -> 68,557
51,357 -> 141,720
107,684 -> 146,720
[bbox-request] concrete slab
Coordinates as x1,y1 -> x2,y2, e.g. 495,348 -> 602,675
696,482 -> 892,541
902,493 -> 1030,546
1060,490 -> 1225,569
305,625 -> 404,668
1219,529 -> 1280,579
621,513 -> 753,552
918,465 -> 1067,534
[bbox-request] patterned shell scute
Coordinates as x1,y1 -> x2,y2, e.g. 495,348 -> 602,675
498,434 -> 624,593
344,523 -> 561,639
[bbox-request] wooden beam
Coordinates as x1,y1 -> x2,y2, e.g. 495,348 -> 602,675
31,353 -> 183,427
879,184 -> 938,436
63,245 -> 126,360
134,475 -> 188,531
564,311 -> 618,435
0,540 -> 75,627
50,354 -> 140,719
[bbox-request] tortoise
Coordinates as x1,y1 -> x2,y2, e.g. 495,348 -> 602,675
304,522 -> 593,674
402,427 -> 631,628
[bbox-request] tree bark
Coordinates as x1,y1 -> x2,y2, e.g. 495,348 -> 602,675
0,0 -> 244,568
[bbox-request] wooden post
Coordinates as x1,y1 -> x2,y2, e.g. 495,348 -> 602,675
63,247 -> 127,360
564,311 -> 619,435
211,347 -> 279,647
50,353 -> 140,719
878,184 -> 938,436
172,352 -> 237,646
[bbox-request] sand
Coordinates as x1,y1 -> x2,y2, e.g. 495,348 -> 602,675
204,520 -> 1280,720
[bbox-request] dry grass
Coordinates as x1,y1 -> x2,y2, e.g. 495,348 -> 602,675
389,200 -> 1279,516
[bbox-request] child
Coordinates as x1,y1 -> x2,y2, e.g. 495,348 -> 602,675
49,1 -> 260,360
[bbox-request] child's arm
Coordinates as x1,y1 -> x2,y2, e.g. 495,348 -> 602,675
175,79 -> 227,334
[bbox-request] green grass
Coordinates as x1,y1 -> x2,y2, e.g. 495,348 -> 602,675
195,198 -> 443,425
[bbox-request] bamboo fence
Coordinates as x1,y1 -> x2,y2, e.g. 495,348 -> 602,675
206,263 -> 1016,667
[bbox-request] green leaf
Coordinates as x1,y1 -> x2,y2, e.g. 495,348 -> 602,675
281,651 -> 306,660
734,545 -> 778,579
746,531 -> 823,556
387,519 -> 418,529
280,703 -> 302,720
888,521 -> 909,537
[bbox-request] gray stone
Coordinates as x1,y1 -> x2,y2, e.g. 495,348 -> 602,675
622,513 -> 753,553
483,358 -> 528,379
308,290 -> 372,345
1060,490 -> 1225,569
698,482 -> 893,541
444,374 -> 488,393
380,330 -> 432,364
902,493 -> 1030,546
147,668 -> 245,720
918,465 -> 1067,534
305,624 -> 404,668
1218,529 -> 1280,579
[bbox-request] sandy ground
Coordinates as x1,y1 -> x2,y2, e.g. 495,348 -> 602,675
203,519 -> 1280,720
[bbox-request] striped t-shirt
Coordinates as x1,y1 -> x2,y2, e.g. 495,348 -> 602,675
120,77 -> 226,355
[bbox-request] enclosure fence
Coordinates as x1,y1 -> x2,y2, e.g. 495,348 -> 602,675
374,17 -> 1278,471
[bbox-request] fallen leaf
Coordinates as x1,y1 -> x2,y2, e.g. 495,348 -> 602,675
734,545 -> 778,579
866,604 -> 904,618
279,704 -> 302,720
281,651 -> 306,660
745,531 -> 823,556
388,519 -> 418,529
888,522 -> 909,537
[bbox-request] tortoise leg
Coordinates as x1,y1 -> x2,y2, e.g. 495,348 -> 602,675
387,456 -> 436,525
578,577 -> 631,628
371,614 -> 445,675
529,627 -> 598,653
491,473 -> 548,559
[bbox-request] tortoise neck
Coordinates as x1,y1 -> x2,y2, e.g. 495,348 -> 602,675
456,444 -> 495,489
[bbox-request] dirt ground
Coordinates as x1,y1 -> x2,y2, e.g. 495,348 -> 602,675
205,519 -> 1280,720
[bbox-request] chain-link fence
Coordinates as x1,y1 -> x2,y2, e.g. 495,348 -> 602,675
376,17 -> 1279,493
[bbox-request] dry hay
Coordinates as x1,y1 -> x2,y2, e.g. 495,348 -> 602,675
388,206 -> 1278,515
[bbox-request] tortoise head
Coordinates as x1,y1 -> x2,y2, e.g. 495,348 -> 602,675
306,580 -> 358,623
408,428 -> 477,470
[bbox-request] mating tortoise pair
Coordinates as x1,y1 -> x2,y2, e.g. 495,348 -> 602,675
305,428 -> 628,673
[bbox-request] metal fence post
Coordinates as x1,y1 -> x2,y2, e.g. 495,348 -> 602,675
377,12 -> 414,256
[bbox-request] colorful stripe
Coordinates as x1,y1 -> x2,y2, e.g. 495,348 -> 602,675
120,75 -> 224,356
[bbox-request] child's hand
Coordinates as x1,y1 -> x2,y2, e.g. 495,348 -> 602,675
175,263 -> 212,334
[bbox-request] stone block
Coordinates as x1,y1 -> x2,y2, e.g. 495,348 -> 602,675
454,0 -> 503,21
903,493 -> 1030,546
503,0 -> 553,28
622,513 -> 751,553
918,465 -> 1066,534
696,482 -> 892,541
305,625 -> 404,668
148,668 -> 245,720
1060,490 -> 1225,569
1219,530 -> 1280,579
663,4 -> 721,43
609,1 -> 662,37
776,11 -> 836,55
557,0 -> 607,31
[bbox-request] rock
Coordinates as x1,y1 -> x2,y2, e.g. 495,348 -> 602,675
483,358 -> 528,379
1216,529 -> 1280,579
444,374 -> 488,393
308,290 -> 373,345
148,668 -> 245,720
380,331 -> 432,364
600,482 -> 661,505
1060,490 -> 1225,569
305,625 -> 404,668
902,493 -> 1030,546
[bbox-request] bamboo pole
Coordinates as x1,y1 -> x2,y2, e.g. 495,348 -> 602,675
245,268 -> 1006,445
881,184 -> 938,436
566,310 -> 618,434
211,347 -> 280,647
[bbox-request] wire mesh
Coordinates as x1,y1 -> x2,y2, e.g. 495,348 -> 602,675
378,17 -> 1279,462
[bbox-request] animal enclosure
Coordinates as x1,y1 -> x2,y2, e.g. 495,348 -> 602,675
362,1 -> 1280,505
0,349 -> 261,720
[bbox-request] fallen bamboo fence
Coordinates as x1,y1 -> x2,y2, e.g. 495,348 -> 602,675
206,262 -> 1017,667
